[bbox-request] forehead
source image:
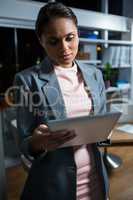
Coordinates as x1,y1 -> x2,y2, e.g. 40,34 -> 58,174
42,18 -> 77,38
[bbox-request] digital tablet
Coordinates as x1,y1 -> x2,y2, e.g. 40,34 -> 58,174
47,112 -> 121,147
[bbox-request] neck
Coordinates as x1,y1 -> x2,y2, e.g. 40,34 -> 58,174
49,58 -> 75,68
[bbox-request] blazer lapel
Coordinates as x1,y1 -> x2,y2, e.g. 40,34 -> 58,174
38,57 -> 100,118
38,57 -> 67,119
76,60 -> 100,115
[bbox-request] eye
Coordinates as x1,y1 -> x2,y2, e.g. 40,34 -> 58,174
47,38 -> 59,46
65,34 -> 75,42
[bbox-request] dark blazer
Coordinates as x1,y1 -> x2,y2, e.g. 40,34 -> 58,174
14,57 -> 108,200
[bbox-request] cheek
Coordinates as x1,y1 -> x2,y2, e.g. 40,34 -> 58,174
72,41 -> 79,54
40,40 -> 57,56
42,43 -> 53,53
45,47 -> 58,58
72,38 -> 79,49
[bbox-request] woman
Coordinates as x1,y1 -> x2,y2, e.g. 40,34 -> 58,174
14,2 -> 109,200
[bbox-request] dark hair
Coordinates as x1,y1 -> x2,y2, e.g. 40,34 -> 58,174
35,2 -> 78,38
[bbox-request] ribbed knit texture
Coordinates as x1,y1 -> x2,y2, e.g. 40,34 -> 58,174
54,63 -> 103,200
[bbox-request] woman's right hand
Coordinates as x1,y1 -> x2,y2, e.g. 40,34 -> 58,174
29,124 -> 76,154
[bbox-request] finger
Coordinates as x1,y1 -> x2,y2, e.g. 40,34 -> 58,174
45,131 -> 67,140
50,130 -> 75,140
38,124 -> 49,134
38,124 -> 48,130
55,131 -> 76,141
35,130 -> 43,135
58,132 -> 76,143
47,133 -> 76,151
69,130 -> 76,135
50,132 -> 76,147
50,129 -> 74,138
41,130 -> 76,151
33,128 -> 42,135
49,135 -> 75,151
51,129 -> 67,134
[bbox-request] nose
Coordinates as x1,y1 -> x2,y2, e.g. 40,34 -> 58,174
60,40 -> 69,52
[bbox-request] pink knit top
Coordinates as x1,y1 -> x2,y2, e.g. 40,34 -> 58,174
54,63 -> 103,200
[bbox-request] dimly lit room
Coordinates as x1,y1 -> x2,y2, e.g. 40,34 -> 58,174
0,0 -> 133,200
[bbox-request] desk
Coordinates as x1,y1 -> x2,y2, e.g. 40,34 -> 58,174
102,124 -> 133,170
111,124 -> 133,146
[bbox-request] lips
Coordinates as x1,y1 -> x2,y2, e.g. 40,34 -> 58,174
60,53 -> 72,60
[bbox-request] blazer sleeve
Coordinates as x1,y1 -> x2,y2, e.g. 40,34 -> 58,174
13,73 -> 38,160
95,68 -> 106,114
95,68 -> 111,147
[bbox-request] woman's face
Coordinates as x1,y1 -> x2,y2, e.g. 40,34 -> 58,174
40,17 -> 79,68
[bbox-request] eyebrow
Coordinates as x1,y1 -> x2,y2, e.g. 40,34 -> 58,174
47,32 -> 77,40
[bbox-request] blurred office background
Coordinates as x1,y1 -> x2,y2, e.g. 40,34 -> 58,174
1,0 -> 133,199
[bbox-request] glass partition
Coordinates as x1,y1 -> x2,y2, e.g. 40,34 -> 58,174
0,27 -> 46,95
17,29 -> 45,71
0,27 -> 16,94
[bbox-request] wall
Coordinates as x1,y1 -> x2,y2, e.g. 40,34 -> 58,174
0,0 -> 129,31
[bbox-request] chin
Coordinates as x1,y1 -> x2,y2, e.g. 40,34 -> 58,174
60,59 -> 74,66
61,62 -> 73,67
